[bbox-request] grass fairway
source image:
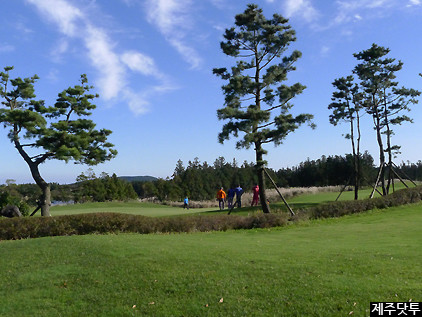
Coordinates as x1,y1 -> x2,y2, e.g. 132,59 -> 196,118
1,203 -> 421,316
50,201 -> 217,217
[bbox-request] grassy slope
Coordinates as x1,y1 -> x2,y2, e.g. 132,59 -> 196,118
1,203 -> 421,316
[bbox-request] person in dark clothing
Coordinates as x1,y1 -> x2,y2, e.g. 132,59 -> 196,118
235,185 -> 243,208
227,187 -> 235,209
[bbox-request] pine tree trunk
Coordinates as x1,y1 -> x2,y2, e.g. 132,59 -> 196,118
255,142 -> 270,214
14,135 -> 51,216
29,164 -> 51,217
374,107 -> 386,195
40,183 -> 51,217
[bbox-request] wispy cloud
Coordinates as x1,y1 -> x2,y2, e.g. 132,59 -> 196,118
0,43 -> 15,53
26,0 -> 173,115
332,0 -> 396,24
144,0 -> 202,69
284,0 -> 319,22
407,0 -> 421,6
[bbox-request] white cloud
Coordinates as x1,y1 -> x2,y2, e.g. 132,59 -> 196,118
145,0 -> 202,69
0,43 -> 15,53
327,0 -> 396,27
83,25 -> 126,100
26,0 -> 83,36
407,0 -> 421,6
121,51 -> 159,77
284,0 -> 319,22
27,0 -> 173,115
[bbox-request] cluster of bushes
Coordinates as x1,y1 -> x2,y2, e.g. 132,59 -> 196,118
0,172 -> 138,210
303,185 -> 422,220
1,186 -> 421,241
0,191 -> 30,216
0,212 -> 289,240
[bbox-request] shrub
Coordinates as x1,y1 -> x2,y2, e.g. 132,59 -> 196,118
0,212 -> 290,241
1,186 -> 421,241
305,186 -> 422,220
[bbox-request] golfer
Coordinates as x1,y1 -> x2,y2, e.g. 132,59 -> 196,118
235,185 -> 243,208
216,187 -> 226,210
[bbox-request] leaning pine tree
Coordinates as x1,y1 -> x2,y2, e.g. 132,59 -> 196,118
0,67 -> 117,216
213,4 -> 314,213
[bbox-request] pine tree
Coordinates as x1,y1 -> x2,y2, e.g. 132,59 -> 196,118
213,4 -> 313,213
328,76 -> 363,199
0,67 -> 117,216
352,44 -> 420,194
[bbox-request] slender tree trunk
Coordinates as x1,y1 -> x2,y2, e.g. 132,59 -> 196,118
384,101 -> 393,194
373,105 -> 386,195
355,110 -> 362,200
349,108 -> 359,200
253,40 -> 270,214
255,142 -> 270,213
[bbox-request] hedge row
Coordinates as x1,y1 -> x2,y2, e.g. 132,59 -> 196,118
0,212 -> 289,241
304,185 -> 422,220
1,186 -> 421,241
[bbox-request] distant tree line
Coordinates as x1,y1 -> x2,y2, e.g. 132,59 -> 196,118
2,153 -> 421,209
130,152 -> 412,201
0,170 -> 137,211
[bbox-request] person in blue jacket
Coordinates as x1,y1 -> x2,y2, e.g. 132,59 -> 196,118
227,186 -> 235,209
235,185 -> 243,208
183,197 -> 189,210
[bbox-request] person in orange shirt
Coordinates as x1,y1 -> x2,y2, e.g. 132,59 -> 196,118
216,187 -> 227,210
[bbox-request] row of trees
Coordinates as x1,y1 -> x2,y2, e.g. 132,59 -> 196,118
213,4 -> 420,209
3,154 -> 422,207
131,153 -> 376,201
329,45 -> 420,199
0,171 -> 137,209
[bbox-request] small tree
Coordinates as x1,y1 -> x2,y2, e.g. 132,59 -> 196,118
328,76 -> 363,199
213,4 -> 313,213
352,44 -> 420,194
0,67 -> 117,216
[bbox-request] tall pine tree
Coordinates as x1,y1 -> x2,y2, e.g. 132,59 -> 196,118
213,4 -> 313,213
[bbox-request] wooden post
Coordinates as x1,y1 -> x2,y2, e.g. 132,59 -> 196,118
391,168 -> 409,189
263,168 -> 295,216
30,205 -> 41,217
362,175 -> 383,197
370,164 -> 384,199
335,177 -> 352,202
392,162 -> 417,187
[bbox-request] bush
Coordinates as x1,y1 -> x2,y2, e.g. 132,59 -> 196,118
0,212 -> 290,241
304,186 -> 422,220
1,186 -> 421,241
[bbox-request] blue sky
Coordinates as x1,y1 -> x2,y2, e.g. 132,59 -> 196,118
1,0 -> 422,184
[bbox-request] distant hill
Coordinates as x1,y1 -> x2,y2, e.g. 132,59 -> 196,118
118,176 -> 158,183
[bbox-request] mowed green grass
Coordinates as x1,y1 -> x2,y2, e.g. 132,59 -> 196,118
1,203 -> 421,316
49,182 -> 416,217
50,201 -> 217,217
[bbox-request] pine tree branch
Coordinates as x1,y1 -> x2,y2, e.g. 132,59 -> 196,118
264,97 -> 294,112
257,121 -> 275,129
